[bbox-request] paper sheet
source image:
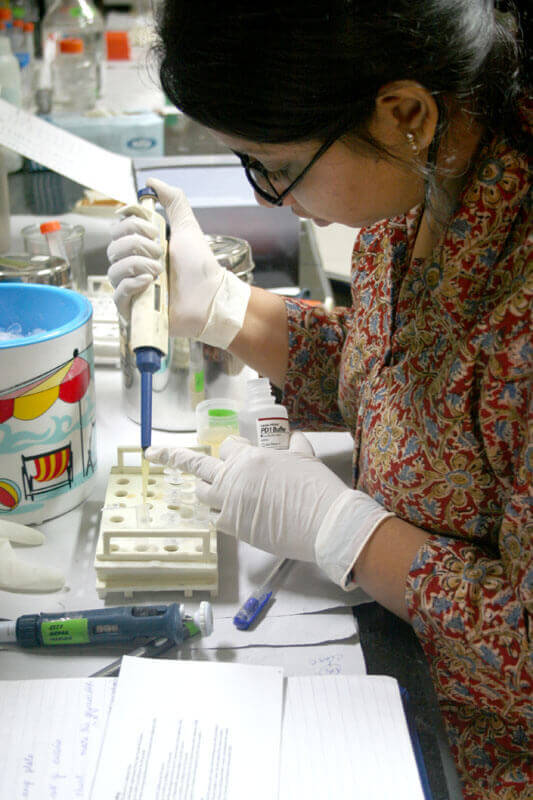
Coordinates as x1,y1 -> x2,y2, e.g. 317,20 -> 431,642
0,677 -> 116,800
280,674 -> 425,800
184,635 -> 367,677
90,656 -> 284,800
215,539 -> 372,618
0,99 -> 137,204
202,606 -> 357,648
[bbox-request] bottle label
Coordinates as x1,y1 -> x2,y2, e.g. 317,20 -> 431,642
256,417 -> 290,449
41,618 -> 90,645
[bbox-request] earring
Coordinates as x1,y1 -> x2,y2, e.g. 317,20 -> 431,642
406,131 -> 420,156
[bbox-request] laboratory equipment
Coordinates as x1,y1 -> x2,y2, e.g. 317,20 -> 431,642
0,29 -> 22,173
0,253 -> 71,286
195,397 -> 240,457
94,447 -> 218,599
238,377 -> 290,449
90,636 -> 174,677
0,149 -> 9,253
41,0 -> 104,96
233,558 -> 292,630
40,220 -> 68,263
129,186 -> 169,452
120,234 -> 255,432
22,221 -> 86,290
43,110 -> 164,157
0,283 -> 97,524
86,275 -> 120,366
0,601 -> 213,647
51,37 -> 97,111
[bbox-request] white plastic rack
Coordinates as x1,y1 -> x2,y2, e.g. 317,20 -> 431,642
94,446 -> 218,599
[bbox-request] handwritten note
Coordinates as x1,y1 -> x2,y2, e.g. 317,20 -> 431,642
0,678 -> 116,800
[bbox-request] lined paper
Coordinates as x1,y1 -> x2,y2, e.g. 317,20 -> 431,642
280,674 -> 425,800
0,678 -> 116,800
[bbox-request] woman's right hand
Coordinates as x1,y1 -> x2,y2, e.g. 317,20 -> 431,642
106,178 -> 251,349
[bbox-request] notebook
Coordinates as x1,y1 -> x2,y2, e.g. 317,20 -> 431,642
0,656 -> 427,799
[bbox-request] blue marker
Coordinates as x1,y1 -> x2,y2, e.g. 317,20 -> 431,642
233,558 -> 293,630
0,602 -> 213,648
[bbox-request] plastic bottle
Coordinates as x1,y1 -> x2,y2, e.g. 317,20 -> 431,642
0,30 -> 23,173
0,148 -> 10,254
238,378 -> 290,449
41,0 -> 104,96
51,36 -> 97,111
11,17 -> 24,52
19,20 -> 34,107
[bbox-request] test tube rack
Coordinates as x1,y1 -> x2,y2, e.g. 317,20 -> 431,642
94,446 -> 218,599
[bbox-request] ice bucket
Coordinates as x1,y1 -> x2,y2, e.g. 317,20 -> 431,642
0,284 -> 97,524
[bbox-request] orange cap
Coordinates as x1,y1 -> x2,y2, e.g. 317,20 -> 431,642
0,21 -> 5,30
23,21 -> 34,32
0,8 -> 12,20
40,221 -> 62,234
105,30 -> 130,60
13,19 -> 23,28
59,37 -> 83,54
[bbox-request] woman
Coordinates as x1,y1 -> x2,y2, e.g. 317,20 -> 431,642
107,2 -> 531,797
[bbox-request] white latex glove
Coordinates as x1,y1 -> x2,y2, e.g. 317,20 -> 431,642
0,521 -> 65,592
146,434 -> 395,589
107,178 -> 251,349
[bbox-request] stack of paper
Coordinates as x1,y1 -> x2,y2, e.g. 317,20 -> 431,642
0,657 -> 425,800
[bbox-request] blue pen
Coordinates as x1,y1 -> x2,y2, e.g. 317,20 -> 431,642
233,558 -> 293,630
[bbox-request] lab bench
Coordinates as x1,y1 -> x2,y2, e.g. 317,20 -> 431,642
3,167 -> 461,799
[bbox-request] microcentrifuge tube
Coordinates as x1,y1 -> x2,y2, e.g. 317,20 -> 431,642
136,504 -> 151,527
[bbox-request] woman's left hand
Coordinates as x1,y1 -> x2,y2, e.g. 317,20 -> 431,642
146,433 -> 394,588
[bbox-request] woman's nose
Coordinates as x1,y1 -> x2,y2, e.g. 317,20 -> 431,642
253,190 -> 296,208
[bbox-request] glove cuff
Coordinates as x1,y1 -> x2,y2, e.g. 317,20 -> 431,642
199,269 -> 252,349
315,489 -> 395,589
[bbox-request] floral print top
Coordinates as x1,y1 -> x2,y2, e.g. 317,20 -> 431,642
282,120 -> 532,799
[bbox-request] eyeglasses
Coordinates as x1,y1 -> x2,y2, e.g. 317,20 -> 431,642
233,130 -> 340,206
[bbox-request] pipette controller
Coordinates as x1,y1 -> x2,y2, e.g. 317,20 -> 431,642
128,186 -> 169,451
0,602 -> 213,648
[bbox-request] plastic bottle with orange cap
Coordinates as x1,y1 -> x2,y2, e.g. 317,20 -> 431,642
51,35 -> 97,110
41,0 -> 104,99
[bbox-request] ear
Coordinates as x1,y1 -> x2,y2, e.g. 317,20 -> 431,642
369,81 -> 439,156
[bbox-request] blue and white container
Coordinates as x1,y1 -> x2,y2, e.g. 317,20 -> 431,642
0,284 -> 96,524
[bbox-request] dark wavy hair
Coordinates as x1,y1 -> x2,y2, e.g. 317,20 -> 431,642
155,0 -> 529,218
156,0 -> 529,143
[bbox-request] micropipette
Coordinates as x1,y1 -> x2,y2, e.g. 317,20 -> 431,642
90,603 -> 213,677
128,186 -> 169,453
0,601 -> 213,648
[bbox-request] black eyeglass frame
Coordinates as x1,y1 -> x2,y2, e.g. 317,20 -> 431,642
233,129 -> 341,206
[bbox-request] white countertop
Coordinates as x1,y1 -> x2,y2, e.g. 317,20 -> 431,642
0,365 -> 367,679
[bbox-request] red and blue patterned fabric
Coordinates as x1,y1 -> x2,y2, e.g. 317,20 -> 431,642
282,117 -> 532,798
